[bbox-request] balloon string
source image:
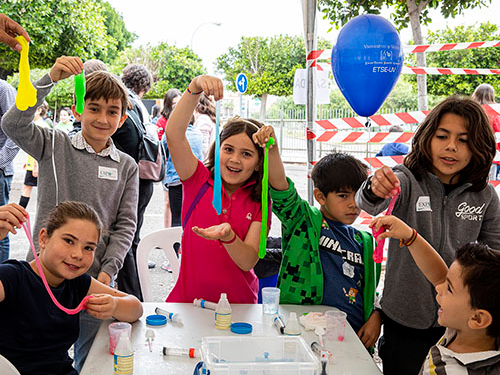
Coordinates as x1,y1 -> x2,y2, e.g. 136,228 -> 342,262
21,215 -> 92,315
371,187 -> 401,263
258,137 -> 275,259
212,101 -> 222,215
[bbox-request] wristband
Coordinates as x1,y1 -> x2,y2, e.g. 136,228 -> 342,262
220,233 -> 237,245
400,228 -> 417,247
186,85 -> 202,95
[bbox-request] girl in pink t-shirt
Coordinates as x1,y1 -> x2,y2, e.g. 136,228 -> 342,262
165,75 -> 268,304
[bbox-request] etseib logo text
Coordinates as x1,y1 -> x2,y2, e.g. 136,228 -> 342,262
455,202 -> 485,221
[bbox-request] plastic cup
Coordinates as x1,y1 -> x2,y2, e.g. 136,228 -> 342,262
108,322 -> 132,354
325,310 -> 347,342
262,287 -> 280,315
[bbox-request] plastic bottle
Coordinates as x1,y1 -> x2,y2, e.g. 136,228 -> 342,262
215,293 -> 232,330
284,312 -> 301,336
114,332 -> 134,374
193,298 -> 217,311
163,346 -> 200,358
155,307 -> 183,326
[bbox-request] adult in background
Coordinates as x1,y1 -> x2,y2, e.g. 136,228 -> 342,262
151,104 -> 161,126
0,78 -> 19,261
375,125 -> 409,157
194,92 -> 216,160
114,64 -> 155,300
472,83 -> 500,179
156,88 -> 182,228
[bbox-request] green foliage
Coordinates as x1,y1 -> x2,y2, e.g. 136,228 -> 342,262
0,0 -> 134,78
95,1 -> 137,63
216,35 -> 331,98
317,0 -> 491,31
421,22 -> 500,96
110,43 -> 206,99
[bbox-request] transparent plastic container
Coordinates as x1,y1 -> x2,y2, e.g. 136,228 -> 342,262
200,336 -> 319,374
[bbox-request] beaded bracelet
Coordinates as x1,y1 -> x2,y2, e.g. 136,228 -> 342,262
186,85 -> 202,95
220,233 -> 237,245
400,228 -> 418,247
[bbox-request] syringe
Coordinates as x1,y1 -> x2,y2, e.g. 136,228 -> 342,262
155,307 -> 183,326
193,298 -> 217,310
273,315 -> 285,334
163,346 -> 200,358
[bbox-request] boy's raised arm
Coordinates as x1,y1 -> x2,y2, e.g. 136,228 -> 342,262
370,215 -> 448,286
166,75 -> 222,182
252,125 -> 288,191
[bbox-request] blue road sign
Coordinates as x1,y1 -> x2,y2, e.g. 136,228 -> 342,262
235,73 -> 248,94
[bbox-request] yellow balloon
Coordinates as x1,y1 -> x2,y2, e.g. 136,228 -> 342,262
15,36 -> 37,111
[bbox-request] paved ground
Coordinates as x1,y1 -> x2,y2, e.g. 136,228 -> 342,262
8,150 -> 310,301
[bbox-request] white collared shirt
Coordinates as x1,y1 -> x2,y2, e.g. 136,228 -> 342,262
70,131 -> 120,162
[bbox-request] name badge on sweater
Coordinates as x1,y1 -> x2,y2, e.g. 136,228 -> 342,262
98,166 -> 118,180
416,196 -> 432,212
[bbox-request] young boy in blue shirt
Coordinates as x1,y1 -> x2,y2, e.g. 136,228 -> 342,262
2,56 -> 139,370
253,126 -> 381,348
371,215 -> 500,373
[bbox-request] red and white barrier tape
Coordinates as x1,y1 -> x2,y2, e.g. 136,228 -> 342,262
311,61 -> 500,75
316,131 -> 414,143
306,41 -> 500,62
315,104 -> 500,130
403,66 -> 500,75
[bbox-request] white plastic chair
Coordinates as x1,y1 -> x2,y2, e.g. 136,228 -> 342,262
0,355 -> 21,375
136,227 -> 183,302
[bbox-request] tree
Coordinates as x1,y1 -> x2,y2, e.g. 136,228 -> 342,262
317,0 -> 492,110
421,22 -> 500,97
110,43 -> 206,99
95,1 -> 137,63
0,0 -> 134,79
216,35 -> 331,121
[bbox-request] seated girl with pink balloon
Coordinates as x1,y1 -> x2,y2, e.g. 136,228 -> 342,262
0,201 -> 142,374
356,96 -> 500,374
165,75 -> 270,304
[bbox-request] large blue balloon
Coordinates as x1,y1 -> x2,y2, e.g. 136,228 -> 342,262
332,14 -> 403,117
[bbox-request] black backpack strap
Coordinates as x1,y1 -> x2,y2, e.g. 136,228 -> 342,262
183,181 -> 210,228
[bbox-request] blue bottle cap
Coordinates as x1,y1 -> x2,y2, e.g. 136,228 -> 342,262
230,322 -> 252,334
146,314 -> 167,326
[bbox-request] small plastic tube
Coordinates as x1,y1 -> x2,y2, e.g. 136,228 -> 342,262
155,307 -> 183,326
193,298 -> 217,311
273,315 -> 285,334
162,346 -> 200,358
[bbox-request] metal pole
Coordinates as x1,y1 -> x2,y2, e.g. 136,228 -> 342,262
302,0 -> 317,204
239,93 -> 243,116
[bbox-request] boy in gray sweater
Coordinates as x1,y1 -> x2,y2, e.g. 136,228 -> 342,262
2,56 -> 138,370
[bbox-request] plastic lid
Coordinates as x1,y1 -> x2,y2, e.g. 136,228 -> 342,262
230,322 -> 252,334
146,314 -> 167,326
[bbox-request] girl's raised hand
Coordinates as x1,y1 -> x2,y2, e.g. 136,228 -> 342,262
49,56 -> 83,83
192,222 -> 235,242
0,203 -> 28,240
85,293 -> 117,320
369,215 -> 413,242
190,75 -> 223,101
252,125 -> 277,149
371,166 -> 401,199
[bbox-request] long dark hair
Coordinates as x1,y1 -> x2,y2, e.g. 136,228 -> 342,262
161,88 -> 182,120
195,93 -> 216,122
205,117 -> 264,202
404,96 -> 496,191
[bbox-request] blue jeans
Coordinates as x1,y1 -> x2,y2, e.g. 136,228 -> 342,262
0,171 -> 12,262
73,311 -> 102,372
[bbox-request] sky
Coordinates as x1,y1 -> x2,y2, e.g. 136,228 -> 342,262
106,0 -> 500,75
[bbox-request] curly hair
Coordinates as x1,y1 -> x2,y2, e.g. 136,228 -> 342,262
195,93 -> 216,122
121,64 -> 153,95
404,95 -> 496,191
